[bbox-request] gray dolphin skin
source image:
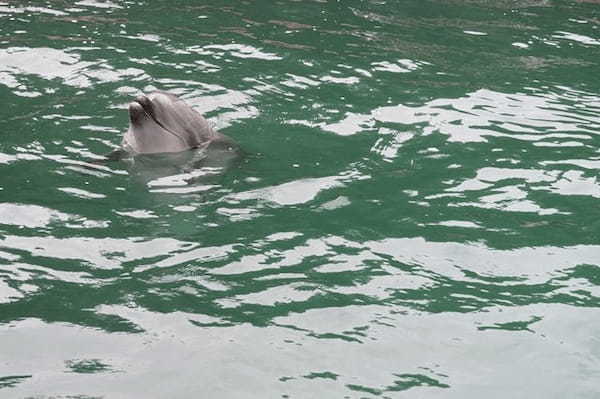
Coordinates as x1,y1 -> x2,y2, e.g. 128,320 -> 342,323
122,91 -> 236,155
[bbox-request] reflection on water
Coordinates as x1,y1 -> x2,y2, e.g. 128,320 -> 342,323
1,0 -> 600,397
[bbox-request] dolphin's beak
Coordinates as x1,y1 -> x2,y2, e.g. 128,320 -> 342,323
131,94 -> 158,125
135,95 -> 153,113
127,93 -> 188,145
128,101 -> 146,125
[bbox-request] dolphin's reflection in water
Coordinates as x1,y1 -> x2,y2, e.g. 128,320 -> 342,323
124,141 -> 243,192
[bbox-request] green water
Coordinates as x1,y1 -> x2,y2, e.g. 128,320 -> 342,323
1,0 -> 600,397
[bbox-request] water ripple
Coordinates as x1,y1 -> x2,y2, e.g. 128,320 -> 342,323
1,0 -> 599,396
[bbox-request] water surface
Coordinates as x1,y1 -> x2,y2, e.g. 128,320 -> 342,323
1,0 -> 600,397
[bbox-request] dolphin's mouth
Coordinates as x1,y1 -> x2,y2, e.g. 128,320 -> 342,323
130,95 -> 188,145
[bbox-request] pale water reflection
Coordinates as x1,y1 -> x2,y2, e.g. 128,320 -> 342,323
0,0 -> 599,397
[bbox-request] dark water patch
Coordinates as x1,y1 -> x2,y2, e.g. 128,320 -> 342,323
1,0 -> 600,397
0,374 -> 32,389
65,359 -> 115,374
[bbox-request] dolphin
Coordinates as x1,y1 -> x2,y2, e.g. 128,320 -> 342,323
120,90 -> 237,155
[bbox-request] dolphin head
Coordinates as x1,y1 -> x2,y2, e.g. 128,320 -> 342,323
123,91 -> 209,154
